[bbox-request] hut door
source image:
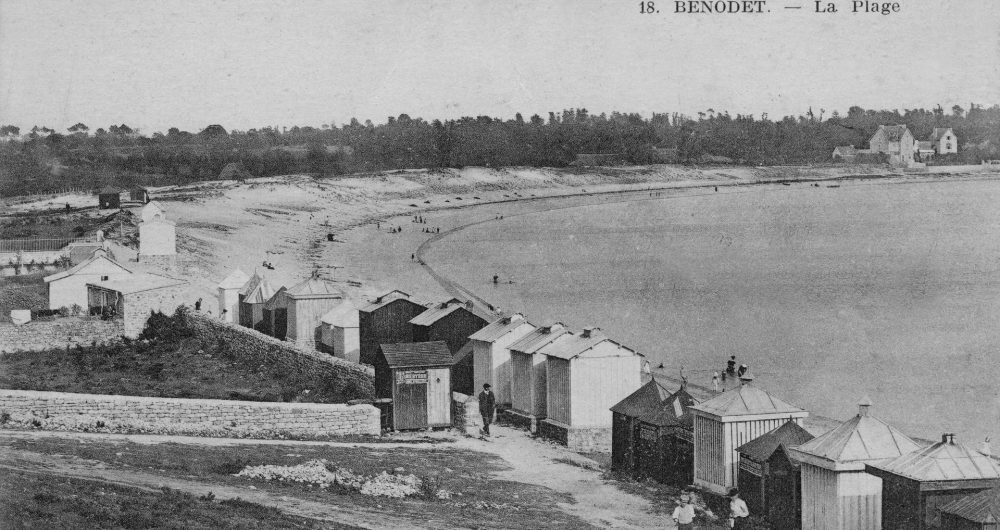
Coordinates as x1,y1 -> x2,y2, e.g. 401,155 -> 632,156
274,308 -> 287,340
394,371 -> 428,430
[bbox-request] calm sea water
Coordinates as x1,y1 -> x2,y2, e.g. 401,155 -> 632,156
426,179 -> 1000,444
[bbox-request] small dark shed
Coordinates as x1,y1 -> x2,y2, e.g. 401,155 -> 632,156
375,341 -> 453,431
262,287 -> 289,340
410,299 -> 489,395
940,486 -> 1000,530
359,290 -> 428,365
766,445 -> 809,530
130,187 -> 150,204
736,421 -> 815,525
867,434 -> 1000,530
610,378 -> 673,474
635,385 -> 699,485
98,187 -> 121,209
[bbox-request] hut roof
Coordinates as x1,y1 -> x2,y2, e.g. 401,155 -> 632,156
98,186 -> 121,195
539,328 -> 639,360
691,381 -> 806,419
321,300 -> 359,327
792,402 -> 920,466
930,127 -> 954,142
610,378 -> 673,417
379,341 -> 454,368
410,299 -> 467,326
361,290 -> 426,312
469,313 -> 534,343
940,486 -> 1000,524
217,268 -> 251,289
451,340 -> 475,365
737,421 -> 816,463
508,323 -> 569,354
868,435 -> 1000,482
241,274 -> 276,304
239,272 -> 263,296
88,273 -> 185,295
873,124 -> 911,142
262,287 -> 288,310
286,275 -> 343,299
44,249 -> 131,283
638,386 -> 701,428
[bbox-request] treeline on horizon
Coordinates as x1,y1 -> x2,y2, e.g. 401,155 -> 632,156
1,104 -> 998,197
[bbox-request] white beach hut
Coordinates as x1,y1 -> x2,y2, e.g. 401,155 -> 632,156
217,268 -> 250,323
469,313 -> 536,407
508,323 -> 568,431
319,299 -> 360,362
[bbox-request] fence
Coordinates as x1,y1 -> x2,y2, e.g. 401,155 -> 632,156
0,238 -> 90,253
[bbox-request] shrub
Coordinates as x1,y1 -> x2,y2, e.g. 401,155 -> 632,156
58,306 -> 70,317
0,411 -> 10,424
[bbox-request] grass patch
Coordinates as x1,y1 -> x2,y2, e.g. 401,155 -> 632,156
0,470 -> 336,529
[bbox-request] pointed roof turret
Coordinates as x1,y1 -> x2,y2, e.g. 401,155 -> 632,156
217,268 -> 251,290
691,378 -> 806,419
868,433 -> 1000,482
610,377 -> 673,417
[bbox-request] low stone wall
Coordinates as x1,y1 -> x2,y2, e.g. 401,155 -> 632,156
0,318 -> 125,354
0,389 -> 380,439
451,392 -> 484,436
186,313 -> 375,401
539,419 -> 612,453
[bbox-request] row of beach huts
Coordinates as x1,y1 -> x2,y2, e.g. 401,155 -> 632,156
214,273 -> 1000,530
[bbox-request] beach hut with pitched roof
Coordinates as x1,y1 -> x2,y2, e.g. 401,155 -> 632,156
691,372 -> 809,495
238,271 -> 274,330
539,327 -> 642,451
508,323 -> 568,430
940,485 -> 1000,529
610,377 -> 674,473
375,341 -> 453,430
867,434 -> 1000,530
217,268 -> 250,323
284,273 -> 344,349
44,248 -> 132,309
261,286 -> 289,339
469,313 -> 536,407
736,421 -> 816,521
790,398 -> 921,530
635,384 -> 700,484
410,298 -> 489,395
97,186 -> 121,209
319,299 -> 360,362
359,290 -> 428,365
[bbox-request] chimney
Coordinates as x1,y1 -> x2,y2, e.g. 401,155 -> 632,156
465,300 -> 474,310
941,433 -> 955,445
581,326 -> 596,338
858,396 -> 872,417
979,438 -> 992,457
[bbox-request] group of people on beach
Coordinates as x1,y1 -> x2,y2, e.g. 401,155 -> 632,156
711,355 -> 749,392
672,488 -> 749,529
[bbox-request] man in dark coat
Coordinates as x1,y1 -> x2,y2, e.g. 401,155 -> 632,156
478,383 -> 496,437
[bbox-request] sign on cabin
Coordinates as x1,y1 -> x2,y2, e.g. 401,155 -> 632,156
396,370 -> 428,385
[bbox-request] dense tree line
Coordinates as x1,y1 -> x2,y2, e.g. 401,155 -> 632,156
1,104 -> 997,197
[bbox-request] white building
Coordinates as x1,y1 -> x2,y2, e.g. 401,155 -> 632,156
217,268 -> 250,323
319,299 -> 360,362
140,201 -> 166,223
138,211 -> 177,273
509,323 -> 569,430
929,127 -> 958,155
469,313 -> 537,407
43,249 -> 132,309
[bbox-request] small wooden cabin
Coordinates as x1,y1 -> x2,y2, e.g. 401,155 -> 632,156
284,274 -> 344,349
691,372 -> 809,495
735,421 -> 816,522
359,290 -> 427,365
130,187 -> 150,204
766,444 -> 810,530
375,341 -> 453,430
634,385 -> 700,484
610,377 -> 673,474
97,187 -> 121,209
261,287 -> 289,340
238,272 -> 275,331
410,298 -> 489,395
940,486 -> 1000,530
217,268 -> 250,323
508,323 -> 568,430
867,434 -> 1000,530
469,313 -> 536,407
790,399 -> 921,530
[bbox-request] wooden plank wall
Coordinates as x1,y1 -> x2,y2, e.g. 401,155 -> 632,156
569,355 -> 641,427
426,367 -> 451,426
546,358 -> 572,425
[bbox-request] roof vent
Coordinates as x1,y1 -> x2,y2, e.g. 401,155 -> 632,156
581,326 -> 598,338
858,396 -> 872,417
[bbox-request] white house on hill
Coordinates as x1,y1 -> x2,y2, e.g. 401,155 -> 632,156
929,127 -> 958,155
44,248 -> 132,309
869,124 -> 916,166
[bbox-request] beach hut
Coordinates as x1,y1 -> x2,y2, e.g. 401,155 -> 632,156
217,268 -> 250,323
508,323 -> 568,431
538,327 -> 642,451
766,445 -> 811,530
790,399 -> 921,530
867,434 -> 1000,530
469,313 -> 536,407
238,272 -> 274,330
284,273 -> 344,349
691,372 -> 809,495
319,300 -> 360,362
634,384 -> 700,484
375,341 -> 453,430
261,287 -> 289,339
97,186 -> 121,209
940,485 -> 1000,529
359,290 -> 428,365
410,298 -> 489,395
736,421 -> 816,520
610,377 -> 674,474
44,248 -> 132,309
130,187 -> 150,204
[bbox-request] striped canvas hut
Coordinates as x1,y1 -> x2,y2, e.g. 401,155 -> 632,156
507,323 -> 568,431
790,398 -> 921,530
867,434 -> 1000,530
610,377 -> 673,473
469,313 -> 536,407
940,485 -> 1000,529
691,372 -> 808,495
736,421 -> 816,523
634,384 -> 700,484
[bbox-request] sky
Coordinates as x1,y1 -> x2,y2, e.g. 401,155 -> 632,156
1,0 -> 998,134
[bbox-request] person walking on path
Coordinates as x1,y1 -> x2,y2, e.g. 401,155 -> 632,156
712,372 -> 720,392
194,298 -> 202,311
672,493 -> 696,529
728,488 -> 749,529
478,383 -> 496,437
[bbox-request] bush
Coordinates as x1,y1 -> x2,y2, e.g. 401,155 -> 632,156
0,411 -> 10,424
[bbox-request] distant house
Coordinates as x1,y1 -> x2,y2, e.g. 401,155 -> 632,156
130,187 -> 150,204
869,124 -> 916,166
916,141 -> 936,161
469,313 -> 537,407
410,298 -> 489,395
930,127 -> 958,155
44,248 -> 132,309
86,273 -> 187,337
832,145 -> 860,162
358,290 -> 428,365
97,187 -> 121,209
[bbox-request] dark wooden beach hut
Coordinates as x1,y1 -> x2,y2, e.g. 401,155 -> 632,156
130,187 -> 150,204
98,186 -> 121,209
261,287 -> 289,339
766,444 -> 810,530
940,485 -> 1000,529
375,341 -> 453,430
634,385 -> 699,484
610,378 -> 673,474
359,290 -> 428,365
735,421 -> 816,524
867,434 -> 1000,530
410,299 -> 489,395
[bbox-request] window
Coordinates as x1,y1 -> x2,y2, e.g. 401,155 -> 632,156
946,143 -> 952,150
101,275 -> 109,281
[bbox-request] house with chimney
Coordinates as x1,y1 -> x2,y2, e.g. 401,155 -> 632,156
868,124 -> 916,166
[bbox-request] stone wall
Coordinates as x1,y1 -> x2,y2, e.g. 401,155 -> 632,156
186,312 -> 375,401
0,318 -> 124,354
451,392 -> 484,436
0,389 -> 380,439
539,419 -> 612,453
122,285 -> 186,338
